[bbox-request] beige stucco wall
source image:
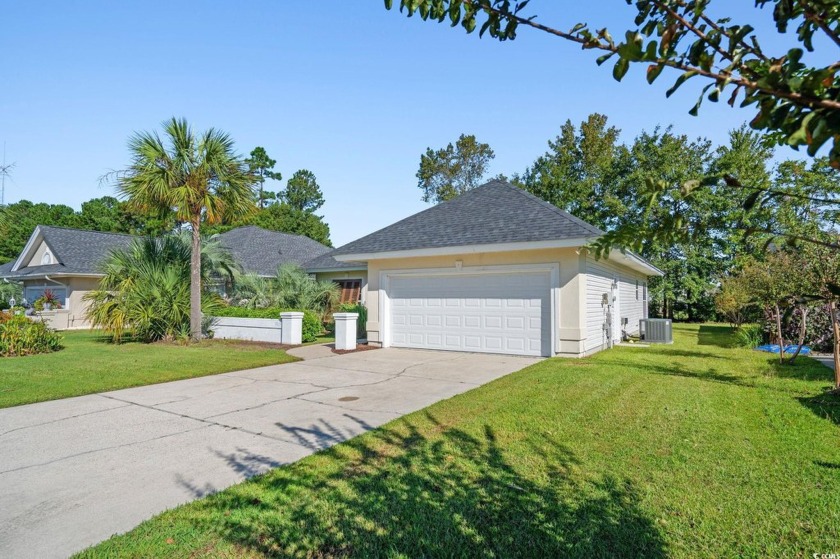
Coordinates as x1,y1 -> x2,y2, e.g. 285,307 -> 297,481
24,240 -> 55,268
363,248 -> 589,357
22,276 -> 100,329
314,270 -> 369,304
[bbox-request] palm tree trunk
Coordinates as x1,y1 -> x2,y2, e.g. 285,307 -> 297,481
190,216 -> 202,341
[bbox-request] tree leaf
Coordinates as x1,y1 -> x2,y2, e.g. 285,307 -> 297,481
613,58 -> 630,81
646,63 -> 664,84
666,70 -> 698,98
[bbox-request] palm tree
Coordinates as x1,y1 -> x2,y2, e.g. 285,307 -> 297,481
86,235 -> 237,342
116,118 -> 256,340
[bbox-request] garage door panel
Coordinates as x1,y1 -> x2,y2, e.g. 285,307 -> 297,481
389,271 -> 551,357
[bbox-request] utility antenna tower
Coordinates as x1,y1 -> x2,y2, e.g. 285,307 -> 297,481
0,142 -> 14,206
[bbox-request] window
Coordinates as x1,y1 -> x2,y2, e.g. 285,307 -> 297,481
41,251 -> 52,265
334,280 -> 361,303
24,286 -> 67,308
643,282 -> 648,302
635,280 -> 639,300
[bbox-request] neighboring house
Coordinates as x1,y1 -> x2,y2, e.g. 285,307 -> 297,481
213,226 -> 368,304
328,180 -> 663,358
0,225 -> 361,329
0,226 -> 135,329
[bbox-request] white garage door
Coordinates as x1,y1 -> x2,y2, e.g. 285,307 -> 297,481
388,271 -> 552,357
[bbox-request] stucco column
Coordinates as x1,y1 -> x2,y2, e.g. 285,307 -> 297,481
333,312 -> 359,351
279,312 -> 303,345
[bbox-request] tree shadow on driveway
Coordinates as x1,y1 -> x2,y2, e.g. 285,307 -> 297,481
179,412 -> 668,558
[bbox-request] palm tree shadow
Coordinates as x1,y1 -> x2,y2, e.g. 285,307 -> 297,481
186,413 -> 668,558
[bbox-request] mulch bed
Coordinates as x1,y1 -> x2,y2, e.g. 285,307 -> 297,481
332,344 -> 380,355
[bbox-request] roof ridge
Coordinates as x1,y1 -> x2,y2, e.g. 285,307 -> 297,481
38,225 -> 138,238
221,225 -> 328,244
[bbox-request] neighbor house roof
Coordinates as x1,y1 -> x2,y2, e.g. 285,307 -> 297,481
331,180 -> 604,259
303,250 -> 366,273
2,226 -> 135,279
215,226 -> 332,277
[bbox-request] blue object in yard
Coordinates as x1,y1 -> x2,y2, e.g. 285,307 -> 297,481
755,344 -> 811,355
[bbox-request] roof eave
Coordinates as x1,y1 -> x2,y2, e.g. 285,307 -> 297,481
12,226 -> 45,272
608,249 -> 664,277
306,265 -> 368,273
333,238 -> 597,262
0,272 -> 105,280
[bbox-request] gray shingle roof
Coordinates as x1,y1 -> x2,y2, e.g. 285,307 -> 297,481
303,250 -> 366,272
331,180 -> 604,257
216,226 -> 332,276
0,226 -> 135,278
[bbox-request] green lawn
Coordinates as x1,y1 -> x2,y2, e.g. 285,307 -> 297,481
0,330 -> 297,408
76,324 -> 840,558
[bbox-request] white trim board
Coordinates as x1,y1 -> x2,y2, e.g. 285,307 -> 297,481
336,238 -> 594,262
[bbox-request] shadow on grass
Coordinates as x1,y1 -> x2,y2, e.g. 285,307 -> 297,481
651,349 -> 726,360
800,391 -> 840,427
183,413 -> 667,558
696,325 -> 736,348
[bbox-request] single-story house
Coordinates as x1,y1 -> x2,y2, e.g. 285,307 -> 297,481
0,227 -> 135,329
0,225 -> 363,329
328,180 -> 662,358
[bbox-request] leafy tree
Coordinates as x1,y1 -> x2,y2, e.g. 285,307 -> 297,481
417,134 -> 495,203
386,0 -> 840,165
800,241 -> 840,387
715,274 -> 756,329
113,118 -> 257,341
251,203 -> 332,246
738,252 -> 811,364
520,114 -> 624,231
283,169 -> 325,213
85,235 -> 236,343
0,201 -> 77,263
245,147 -> 282,209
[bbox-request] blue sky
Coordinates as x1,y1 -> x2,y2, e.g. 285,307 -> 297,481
0,1 -> 821,246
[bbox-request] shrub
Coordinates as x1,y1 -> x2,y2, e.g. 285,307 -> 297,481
300,310 -> 321,343
337,302 -> 367,339
734,324 -> 764,349
0,314 -> 63,357
231,265 -> 339,316
86,236 -> 230,343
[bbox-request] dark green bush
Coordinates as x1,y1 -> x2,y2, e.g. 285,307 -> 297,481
337,302 -> 368,339
0,313 -> 63,357
300,310 -> 321,343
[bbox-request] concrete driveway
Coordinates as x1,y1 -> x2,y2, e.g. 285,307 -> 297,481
0,348 -> 539,559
